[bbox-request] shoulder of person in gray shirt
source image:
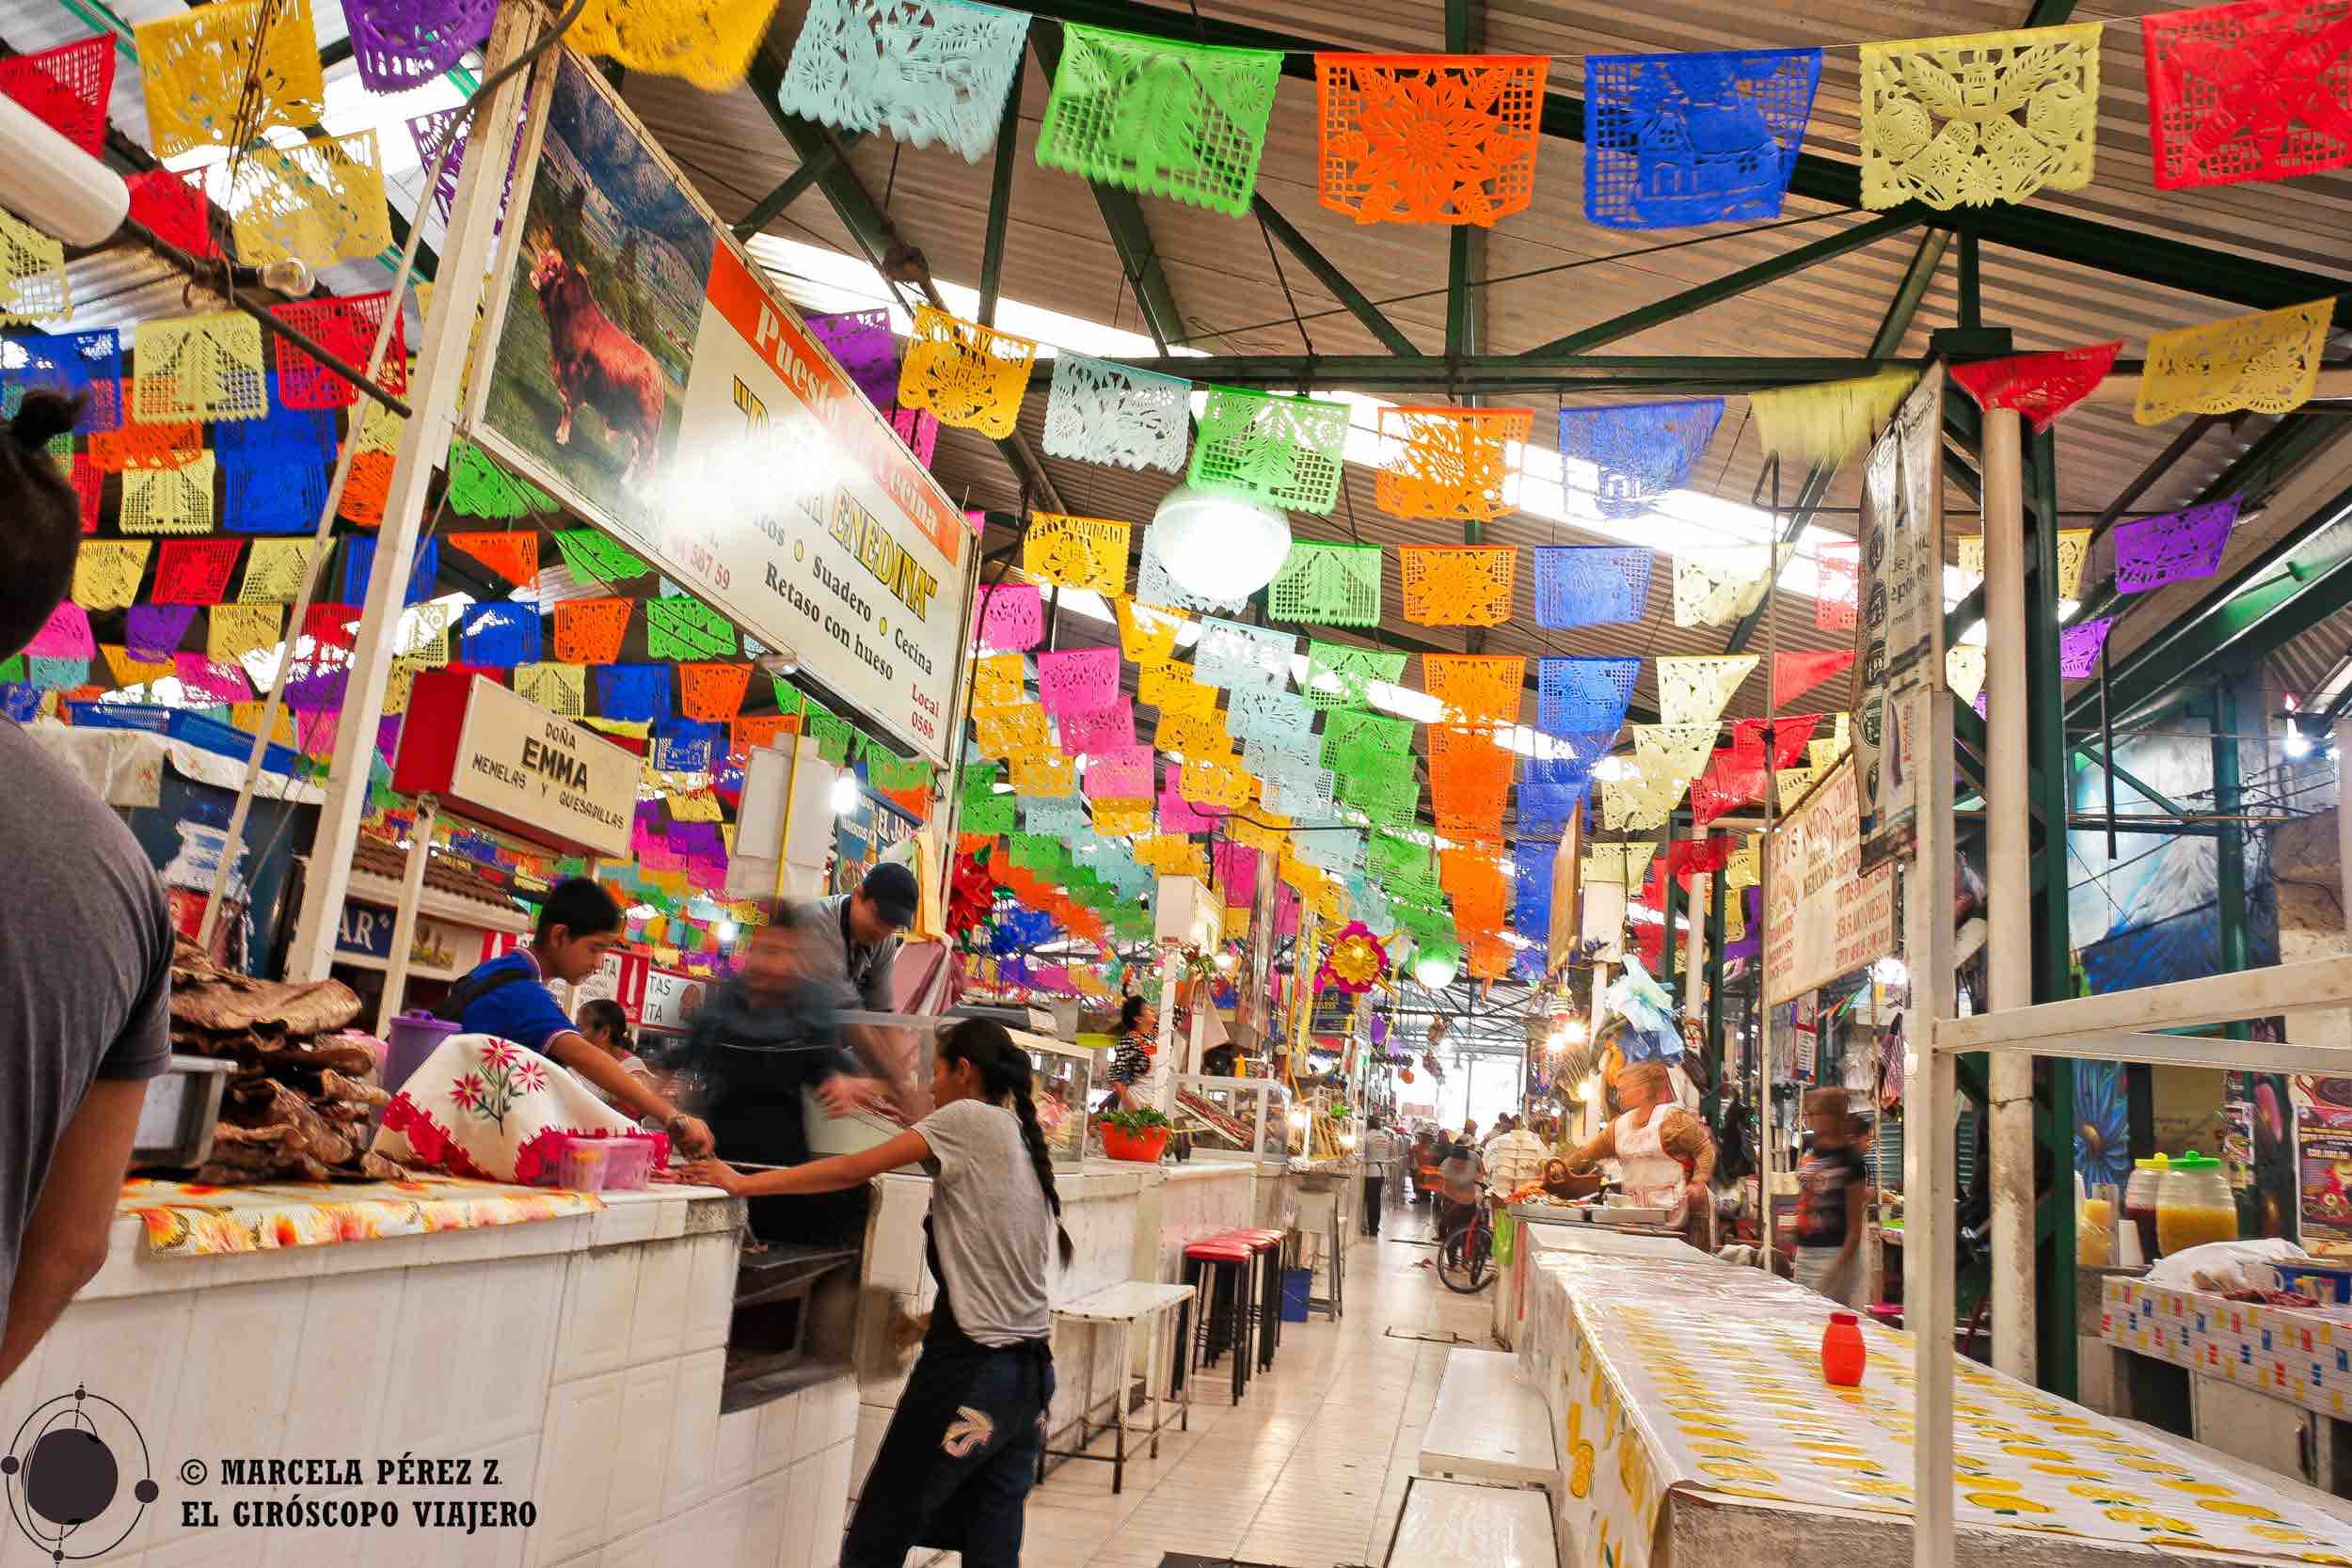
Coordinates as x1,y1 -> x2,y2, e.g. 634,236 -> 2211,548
915,1098 -> 1054,1347
0,724 -> 175,1338
808,892 -> 900,1011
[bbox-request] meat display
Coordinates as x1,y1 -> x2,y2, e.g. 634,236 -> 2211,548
167,938 -> 400,1183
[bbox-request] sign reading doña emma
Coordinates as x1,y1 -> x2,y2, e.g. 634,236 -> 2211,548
1764,758 -> 1894,1006
472,50 -> 975,767
394,672 -> 637,858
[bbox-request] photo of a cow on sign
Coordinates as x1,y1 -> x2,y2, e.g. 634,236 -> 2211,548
479,53 -> 715,529
522,216 -> 663,487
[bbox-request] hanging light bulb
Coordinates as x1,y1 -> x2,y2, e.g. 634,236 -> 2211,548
1151,484 -> 1292,601
1413,941 -> 1459,990
829,768 -> 860,816
2285,721 -> 2313,759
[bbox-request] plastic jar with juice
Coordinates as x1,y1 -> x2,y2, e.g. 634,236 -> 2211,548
2123,1155 -> 2168,1259
2154,1152 -> 2237,1257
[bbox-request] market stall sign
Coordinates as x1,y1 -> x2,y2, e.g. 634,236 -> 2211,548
641,968 -> 711,1033
469,52 -> 975,768
392,672 -> 637,858
1764,759 -> 1894,1006
335,899 -> 476,977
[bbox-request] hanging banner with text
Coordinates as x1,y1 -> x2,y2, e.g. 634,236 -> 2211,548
1854,363 -> 1946,870
471,50 -> 976,767
1765,759 -> 1895,1006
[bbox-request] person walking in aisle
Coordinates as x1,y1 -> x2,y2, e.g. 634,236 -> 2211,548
1790,1086 -> 1868,1307
685,1018 -> 1068,1568
1359,1116 -> 1394,1236
1101,992 -> 1154,1111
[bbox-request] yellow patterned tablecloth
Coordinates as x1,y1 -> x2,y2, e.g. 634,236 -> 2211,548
1520,1251 -> 2352,1568
119,1175 -> 603,1257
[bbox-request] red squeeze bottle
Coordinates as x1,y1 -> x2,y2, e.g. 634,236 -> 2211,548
1821,1310 -> 1867,1386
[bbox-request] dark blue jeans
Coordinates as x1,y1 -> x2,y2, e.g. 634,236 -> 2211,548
839,1337 -> 1054,1568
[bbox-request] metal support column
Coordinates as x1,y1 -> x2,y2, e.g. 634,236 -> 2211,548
2025,428 -> 2078,1399
1981,403 -> 2037,1384
2213,681 -> 2251,1038
1661,818 -> 1683,1003
1704,869 -> 1726,1122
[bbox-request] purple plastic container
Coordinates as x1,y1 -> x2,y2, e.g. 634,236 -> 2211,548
382,1010 -> 460,1096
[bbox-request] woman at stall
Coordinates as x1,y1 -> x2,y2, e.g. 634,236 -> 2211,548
1563,1052 -> 1717,1250
684,1018 -> 1069,1568
575,999 -> 660,1110
1101,992 -> 1155,1111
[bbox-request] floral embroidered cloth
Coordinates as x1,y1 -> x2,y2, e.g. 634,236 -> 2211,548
372,1033 -> 669,1184
119,1173 -> 601,1258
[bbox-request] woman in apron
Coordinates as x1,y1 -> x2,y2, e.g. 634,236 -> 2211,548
1563,1059 -> 1717,1248
686,1018 -> 1069,1568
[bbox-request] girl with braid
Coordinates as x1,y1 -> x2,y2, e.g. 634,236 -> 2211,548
685,1017 -> 1068,1568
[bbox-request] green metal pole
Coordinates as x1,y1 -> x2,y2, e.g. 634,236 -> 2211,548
2212,680 -> 2250,1039
1661,818 -> 1683,1006
2024,428 -> 2077,1400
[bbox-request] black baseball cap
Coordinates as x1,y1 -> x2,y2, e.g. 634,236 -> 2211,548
861,862 -> 919,928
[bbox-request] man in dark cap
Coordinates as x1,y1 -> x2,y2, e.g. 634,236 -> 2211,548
809,862 -> 924,1111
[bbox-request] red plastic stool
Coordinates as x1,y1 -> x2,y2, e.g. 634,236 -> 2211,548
1177,1239 -> 1257,1406
1232,1229 -> 1288,1370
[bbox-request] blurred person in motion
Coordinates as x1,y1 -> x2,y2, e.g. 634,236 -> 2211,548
686,1019 -> 1068,1568
1790,1086 -> 1868,1307
809,862 -> 925,1112
685,907 -> 885,1247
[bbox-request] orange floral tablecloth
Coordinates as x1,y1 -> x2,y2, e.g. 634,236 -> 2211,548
119,1175 -> 604,1257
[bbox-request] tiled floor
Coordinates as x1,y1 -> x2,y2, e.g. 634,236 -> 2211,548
1006,1196 -> 1493,1568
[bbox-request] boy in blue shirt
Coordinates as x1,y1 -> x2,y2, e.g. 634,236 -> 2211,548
443,877 -> 713,1155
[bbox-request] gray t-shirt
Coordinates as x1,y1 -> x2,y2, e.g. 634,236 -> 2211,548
915,1099 -> 1054,1347
808,893 -> 899,1011
0,723 -> 174,1339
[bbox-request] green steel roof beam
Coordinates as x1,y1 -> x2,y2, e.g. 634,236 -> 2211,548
733,132 -> 865,241
1002,0 -> 2344,315
1018,352 -> 1913,392
1722,229 -> 1949,655
745,46 -> 1066,514
1248,200 -> 1422,356
1030,24 -> 1184,353
976,80 -> 1021,327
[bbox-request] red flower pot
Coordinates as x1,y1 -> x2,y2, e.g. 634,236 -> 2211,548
1100,1123 -> 1171,1163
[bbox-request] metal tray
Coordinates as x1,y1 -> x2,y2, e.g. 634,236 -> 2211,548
132,1054 -> 239,1169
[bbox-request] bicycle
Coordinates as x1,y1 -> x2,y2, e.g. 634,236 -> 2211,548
1436,1200 -> 1495,1293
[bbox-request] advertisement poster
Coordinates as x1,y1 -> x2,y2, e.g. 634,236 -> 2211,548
1854,365 -> 1944,870
1764,760 -> 1895,1006
2296,1074 -> 2352,1258
473,51 -> 975,767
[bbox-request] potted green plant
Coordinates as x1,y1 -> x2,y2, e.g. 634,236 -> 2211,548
1099,1106 -> 1174,1164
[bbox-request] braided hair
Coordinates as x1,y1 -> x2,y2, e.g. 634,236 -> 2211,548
939,1018 -> 1073,1266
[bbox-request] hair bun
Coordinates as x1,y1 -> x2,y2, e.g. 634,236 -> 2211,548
7,388 -> 82,451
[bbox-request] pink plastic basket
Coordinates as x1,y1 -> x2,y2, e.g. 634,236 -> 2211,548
544,1132 -> 659,1193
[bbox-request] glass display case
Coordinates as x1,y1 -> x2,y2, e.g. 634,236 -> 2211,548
1172,1075 -> 1298,1165
1015,1029 -> 1093,1172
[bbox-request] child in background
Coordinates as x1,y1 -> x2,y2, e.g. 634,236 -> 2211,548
575,999 -> 660,1109
1793,1085 -> 1868,1306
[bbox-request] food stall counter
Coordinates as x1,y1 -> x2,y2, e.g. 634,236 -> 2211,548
1518,1247 -> 2352,1568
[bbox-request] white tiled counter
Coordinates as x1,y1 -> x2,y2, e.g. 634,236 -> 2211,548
2,1187 -> 860,1568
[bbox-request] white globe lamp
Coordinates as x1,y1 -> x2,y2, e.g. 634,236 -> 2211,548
1413,941 -> 1460,990
1152,484 -> 1292,602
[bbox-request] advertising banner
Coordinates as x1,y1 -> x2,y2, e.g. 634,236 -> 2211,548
1765,759 -> 1894,1006
1854,364 -> 1945,869
472,50 -> 975,767
394,673 -> 638,858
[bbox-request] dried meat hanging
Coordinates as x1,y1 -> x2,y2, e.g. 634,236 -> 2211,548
1041,354 -> 1191,474
778,0 -> 1030,163
2113,498 -> 2242,594
1036,24 -> 1283,217
1313,54 -> 1547,226
2142,0 -> 2352,190
1858,25 -> 2103,210
1558,399 -> 1724,519
1947,341 -> 2122,433
1399,545 -> 1518,627
1532,546 -> 1651,629
898,303 -> 1036,438
2135,299 -> 2337,424
565,0 -> 785,89
1268,542 -> 1383,628
1189,387 -> 1351,515
1375,406 -> 1532,522
1583,48 -> 1822,229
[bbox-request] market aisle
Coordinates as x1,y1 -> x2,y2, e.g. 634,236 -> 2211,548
1008,1196 -> 1494,1568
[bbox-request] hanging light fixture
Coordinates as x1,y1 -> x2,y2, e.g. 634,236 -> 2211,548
1152,484 -> 1292,601
1413,941 -> 1460,990
829,768 -> 861,816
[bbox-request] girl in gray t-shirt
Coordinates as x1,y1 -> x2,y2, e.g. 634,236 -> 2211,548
686,1018 -> 1070,1568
